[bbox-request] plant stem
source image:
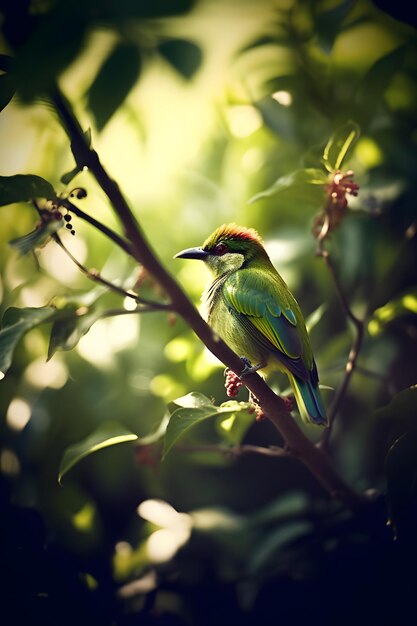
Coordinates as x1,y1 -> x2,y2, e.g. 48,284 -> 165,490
51,86 -> 371,510
317,246 -> 365,448
53,233 -> 171,311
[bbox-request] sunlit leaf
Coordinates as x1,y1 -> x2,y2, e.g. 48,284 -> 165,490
158,39 -> 202,79
368,290 -> 417,336
87,43 -> 142,131
163,396 -> 252,459
0,307 -> 56,378
58,421 -> 138,484
0,174 -> 55,206
216,402 -> 255,445
248,168 -> 327,204
9,221 -> 61,255
322,120 -> 360,172
172,391 -> 214,409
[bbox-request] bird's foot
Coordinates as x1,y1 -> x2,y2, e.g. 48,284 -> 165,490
239,356 -> 265,378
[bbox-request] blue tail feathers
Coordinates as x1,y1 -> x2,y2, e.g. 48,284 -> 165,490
288,373 -> 327,426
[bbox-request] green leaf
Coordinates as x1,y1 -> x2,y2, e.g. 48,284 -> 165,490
368,290 -> 417,337
314,0 -> 355,54
163,395 -> 252,459
0,307 -> 56,379
9,221 -> 61,255
374,386 -> 417,422
58,421 -> 138,484
0,175 -> 55,206
87,43 -> 142,131
305,303 -> 327,333
216,402 -> 255,445
322,120 -> 360,172
47,308 -> 102,360
248,168 -> 328,204
355,45 -> 407,126
158,39 -> 202,79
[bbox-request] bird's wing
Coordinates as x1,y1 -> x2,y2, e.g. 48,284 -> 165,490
223,270 -> 310,379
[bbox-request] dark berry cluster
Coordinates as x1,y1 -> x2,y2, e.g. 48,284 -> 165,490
63,212 -> 75,235
224,368 -> 243,398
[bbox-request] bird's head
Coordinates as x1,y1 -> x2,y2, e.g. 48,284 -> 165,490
175,223 -> 269,278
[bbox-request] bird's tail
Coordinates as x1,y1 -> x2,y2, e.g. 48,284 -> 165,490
288,373 -> 327,426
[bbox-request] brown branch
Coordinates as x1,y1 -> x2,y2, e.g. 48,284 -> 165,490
178,443 -> 289,458
52,233 -> 171,311
57,196 -> 135,258
51,87 -> 372,510
316,245 -> 365,449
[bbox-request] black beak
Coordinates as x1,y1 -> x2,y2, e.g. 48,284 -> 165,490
174,247 -> 209,260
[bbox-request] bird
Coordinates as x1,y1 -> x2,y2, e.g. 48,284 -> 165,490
175,223 -> 327,426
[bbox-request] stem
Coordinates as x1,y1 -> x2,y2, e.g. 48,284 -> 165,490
317,246 -> 365,448
179,443 -> 289,458
51,87 -> 371,510
58,197 -> 134,258
53,233 -> 171,311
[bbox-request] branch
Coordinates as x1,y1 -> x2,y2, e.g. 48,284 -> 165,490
57,196 -> 134,258
51,87 -> 372,510
178,443 -> 289,458
52,233 -> 171,311
316,245 -> 365,448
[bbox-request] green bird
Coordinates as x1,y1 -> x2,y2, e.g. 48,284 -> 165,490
175,223 -> 327,426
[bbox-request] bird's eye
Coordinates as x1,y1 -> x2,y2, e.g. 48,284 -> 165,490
214,243 -> 228,256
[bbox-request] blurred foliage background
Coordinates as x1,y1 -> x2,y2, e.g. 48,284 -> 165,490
1,0 -> 417,624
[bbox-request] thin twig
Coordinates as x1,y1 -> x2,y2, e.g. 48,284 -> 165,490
53,233 -> 171,311
316,245 -> 365,449
178,443 -> 289,458
57,196 -> 134,257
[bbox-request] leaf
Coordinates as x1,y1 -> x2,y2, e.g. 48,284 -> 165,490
355,45 -> 407,126
172,391 -> 214,409
58,421 -> 138,484
158,39 -> 202,79
374,386 -> 417,422
47,308 -> 102,360
87,43 -> 142,131
314,0 -> 356,54
247,520 -> 312,575
305,303 -> 327,333
0,73 -> 15,112
0,175 -> 56,206
163,395 -> 252,460
368,290 -> 417,336
0,307 -> 56,379
248,168 -> 328,204
322,120 -> 360,172
9,221 -> 61,255
216,402 -> 255,445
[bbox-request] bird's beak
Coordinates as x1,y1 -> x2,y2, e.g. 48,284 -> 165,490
174,247 -> 209,260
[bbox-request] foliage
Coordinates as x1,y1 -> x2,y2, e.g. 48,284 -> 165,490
1,1 -> 417,625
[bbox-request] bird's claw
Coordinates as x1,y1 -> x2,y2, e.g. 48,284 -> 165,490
239,356 -> 264,378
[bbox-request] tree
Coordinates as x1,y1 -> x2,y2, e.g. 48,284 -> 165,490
1,1 -> 417,624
